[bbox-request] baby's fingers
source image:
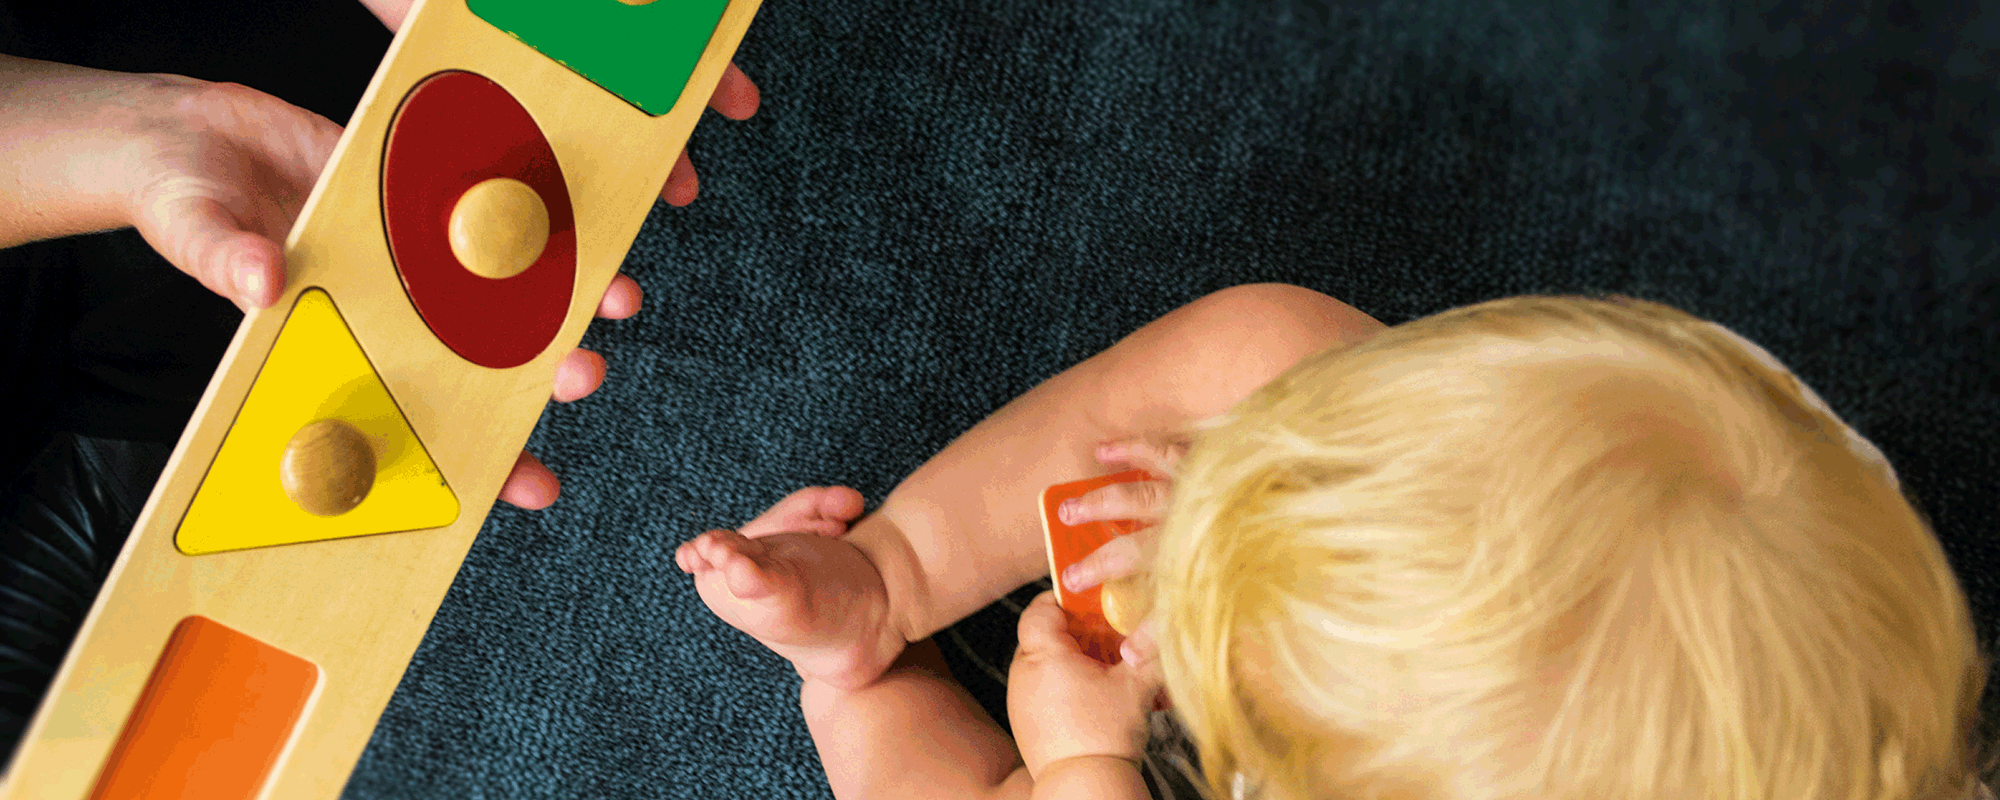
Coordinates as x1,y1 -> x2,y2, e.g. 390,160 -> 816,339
1095,436 -> 1186,477
1061,532 -> 1148,594
1117,617 -> 1162,683
1058,479 -> 1167,527
1015,591 -> 1084,658
497,451 -> 559,510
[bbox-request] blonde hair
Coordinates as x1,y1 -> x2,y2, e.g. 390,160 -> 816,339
1148,295 -> 1986,800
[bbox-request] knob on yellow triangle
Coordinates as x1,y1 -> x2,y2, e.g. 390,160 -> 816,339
176,289 -> 459,555
280,419 -> 377,516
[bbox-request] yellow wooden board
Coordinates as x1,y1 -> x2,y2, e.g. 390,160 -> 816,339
176,289 -> 458,555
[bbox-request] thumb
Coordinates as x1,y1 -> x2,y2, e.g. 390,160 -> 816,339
133,188 -> 285,309
1015,591 -> 1084,657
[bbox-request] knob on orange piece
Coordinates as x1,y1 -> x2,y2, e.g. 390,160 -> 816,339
279,419 -> 376,517
1099,576 -> 1147,635
448,177 -> 550,280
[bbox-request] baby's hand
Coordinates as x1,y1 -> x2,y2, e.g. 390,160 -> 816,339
1057,436 -> 1184,657
1007,591 -> 1158,779
1056,436 -> 1185,592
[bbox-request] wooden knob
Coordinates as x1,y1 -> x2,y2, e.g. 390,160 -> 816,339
1100,575 -> 1146,635
448,177 -> 549,280
280,419 -> 376,517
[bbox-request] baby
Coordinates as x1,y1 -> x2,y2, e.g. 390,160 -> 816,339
676,285 -> 1988,799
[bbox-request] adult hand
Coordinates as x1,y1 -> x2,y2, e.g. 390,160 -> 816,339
134,74 -> 654,510
0,52 -> 739,509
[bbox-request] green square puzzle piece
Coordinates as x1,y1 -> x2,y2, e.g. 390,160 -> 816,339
469,0 -> 733,116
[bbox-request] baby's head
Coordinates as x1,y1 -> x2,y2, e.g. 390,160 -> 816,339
1147,296 -> 1985,800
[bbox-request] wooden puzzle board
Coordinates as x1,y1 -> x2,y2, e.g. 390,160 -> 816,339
1,0 -> 761,797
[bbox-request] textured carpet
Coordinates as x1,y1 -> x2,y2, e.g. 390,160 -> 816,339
3,0 -> 1996,797
343,0 -> 1999,796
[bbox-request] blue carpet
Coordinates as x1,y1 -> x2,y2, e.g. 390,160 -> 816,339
2,0 -> 1993,796
338,0 -> 2000,796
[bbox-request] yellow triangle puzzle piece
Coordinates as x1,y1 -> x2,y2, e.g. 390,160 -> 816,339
177,289 -> 460,555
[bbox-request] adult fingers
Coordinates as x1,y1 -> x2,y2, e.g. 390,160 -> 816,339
1060,532 -> 1148,594
595,273 -> 642,319
738,487 -> 830,537
816,486 -> 866,524
498,451 -> 559,509
658,62 -> 756,207
132,191 -> 284,309
708,61 -> 760,120
661,149 -> 698,206
552,348 -> 607,402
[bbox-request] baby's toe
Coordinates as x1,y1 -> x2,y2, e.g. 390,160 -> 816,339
717,542 -> 780,599
741,487 -> 836,538
815,486 -> 866,524
686,529 -> 741,567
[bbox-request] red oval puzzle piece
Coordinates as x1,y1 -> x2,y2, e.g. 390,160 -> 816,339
382,70 -> 576,369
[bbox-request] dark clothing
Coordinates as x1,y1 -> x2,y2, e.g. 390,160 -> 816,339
0,0 -> 390,482
0,0 -> 389,761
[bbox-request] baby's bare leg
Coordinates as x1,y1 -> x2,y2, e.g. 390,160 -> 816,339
682,284 -> 1385,689
801,641 -> 1032,800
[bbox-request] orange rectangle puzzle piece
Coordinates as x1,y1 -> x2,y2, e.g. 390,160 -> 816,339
89,617 -> 320,800
1039,470 -> 1150,664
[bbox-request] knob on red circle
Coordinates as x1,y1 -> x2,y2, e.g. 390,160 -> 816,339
382,70 -> 576,369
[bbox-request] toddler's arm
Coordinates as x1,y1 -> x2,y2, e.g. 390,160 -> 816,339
682,285 -> 1386,692
855,284 -> 1387,650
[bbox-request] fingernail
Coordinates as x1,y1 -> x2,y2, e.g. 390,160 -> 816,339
1061,565 -> 1081,592
233,255 -> 264,304
1096,442 -> 1121,461
1058,498 -> 1078,525
1120,640 -> 1141,664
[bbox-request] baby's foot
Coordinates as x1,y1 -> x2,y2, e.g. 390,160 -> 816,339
676,487 -> 906,689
